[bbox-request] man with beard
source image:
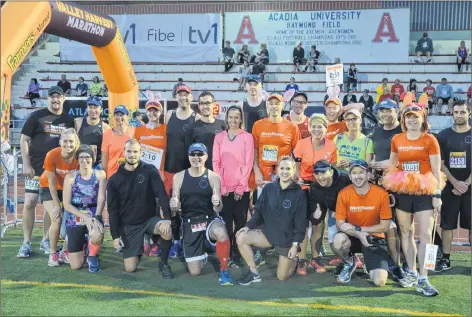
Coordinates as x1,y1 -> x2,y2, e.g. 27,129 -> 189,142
236,77 -> 267,133
107,139 -> 174,279
285,92 -> 310,139
75,96 -> 110,170
333,160 -> 392,286
436,101 -> 471,271
17,86 -> 74,258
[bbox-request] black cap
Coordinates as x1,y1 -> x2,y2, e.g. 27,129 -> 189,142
48,86 -> 64,96
290,92 -> 308,102
313,160 -> 333,173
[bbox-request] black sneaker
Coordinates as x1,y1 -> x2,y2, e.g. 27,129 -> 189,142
392,266 -> 413,288
237,270 -> 262,286
333,262 -> 344,276
434,257 -> 451,272
159,262 -> 174,279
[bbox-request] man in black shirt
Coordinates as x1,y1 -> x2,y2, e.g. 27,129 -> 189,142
223,40 -> 235,72
17,86 -> 74,258
56,74 -> 71,96
436,101 -> 471,271
185,91 -> 226,170
107,139 -> 174,279
359,89 -> 374,112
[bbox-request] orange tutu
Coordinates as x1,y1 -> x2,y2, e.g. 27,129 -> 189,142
381,169 -> 446,195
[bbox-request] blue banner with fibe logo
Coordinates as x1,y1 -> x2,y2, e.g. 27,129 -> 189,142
60,13 -> 222,62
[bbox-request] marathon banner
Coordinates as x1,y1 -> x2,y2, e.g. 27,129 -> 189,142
44,1 -> 117,48
225,9 -> 410,63
59,13 -> 222,62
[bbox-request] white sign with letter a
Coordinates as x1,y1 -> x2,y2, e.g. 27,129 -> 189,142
326,64 -> 344,87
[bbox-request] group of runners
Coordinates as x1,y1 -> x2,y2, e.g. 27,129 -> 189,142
16,77 -> 470,296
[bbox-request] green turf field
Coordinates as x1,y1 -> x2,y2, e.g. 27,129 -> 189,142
1,228 -> 470,316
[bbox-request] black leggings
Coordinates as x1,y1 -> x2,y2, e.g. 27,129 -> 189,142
457,57 -> 469,71
28,92 -> 40,105
222,192 -> 250,258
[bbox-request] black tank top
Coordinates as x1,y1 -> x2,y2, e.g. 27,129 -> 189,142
243,99 -> 267,133
165,110 -> 197,173
180,169 -> 214,219
78,118 -> 103,163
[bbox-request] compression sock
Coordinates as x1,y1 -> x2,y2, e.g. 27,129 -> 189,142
159,239 -> 172,265
216,239 -> 230,271
88,241 -> 101,256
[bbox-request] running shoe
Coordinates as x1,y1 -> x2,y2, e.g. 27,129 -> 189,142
328,256 -> 342,266
434,257 -> 451,272
405,270 -> 418,287
39,239 -> 51,254
296,259 -> 307,276
319,245 -> 326,257
87,255 -> 101,273
336,257 -> 356,284
48,252 -> 60,267
158,262 -> 174,279
310,257 -> 327,273
219,270 -> 234,286
237,270 -> 262,286
391,266 -> 412,288
149,244 -> 160,257
254,250 -> 265,267
416,278 -> 439,297
169,242 -> 181,259
58,250 -> 70,264
333,263 -> 344,276
17,242 -> 32,258
143,243 -> 151,256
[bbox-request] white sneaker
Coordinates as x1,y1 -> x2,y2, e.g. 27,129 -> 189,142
48,252 -> 60,267
58,250 -> 70,264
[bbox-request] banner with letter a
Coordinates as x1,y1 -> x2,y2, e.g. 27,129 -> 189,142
225,9 -> 410,63
60,13 -> 222,62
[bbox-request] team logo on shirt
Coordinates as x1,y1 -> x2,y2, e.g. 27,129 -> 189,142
282,199 -> 291,208
350,206 -> 375,212
465,135 -> 471,144
183,124 -> 189,132
136,174 -> 145,183
93,128 -> 102,136
397,146 -> 424,151
199,179 -> 209,188
257,109 -> 266,118
44,122 -> 68,136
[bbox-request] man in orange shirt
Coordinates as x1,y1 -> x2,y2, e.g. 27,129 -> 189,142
324,97 -> 347,140
334,160 -> 393,287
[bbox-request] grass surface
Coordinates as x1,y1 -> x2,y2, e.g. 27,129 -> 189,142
1,228 -> 471,316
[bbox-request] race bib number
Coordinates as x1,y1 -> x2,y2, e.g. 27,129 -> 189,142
75,210 -> 91,226
140,144 -> 164,170
423,242 -> 438,271
191,222 -> 207,233
449,152 -> 466,169
262,145 -> 278,162
25,176 -> 40,191
402,161 -> 419,172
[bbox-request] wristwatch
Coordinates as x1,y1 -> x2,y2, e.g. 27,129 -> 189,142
355,226 -> 362,232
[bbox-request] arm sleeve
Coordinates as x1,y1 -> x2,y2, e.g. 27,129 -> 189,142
107,179 -> 121,240
246,187 -> 266,229
150,165 -> 171,220
20,112 -> 38,137
236,134 -> 255,195
335,191 -> 347,221
293,192 -> 308,243
380,191 -> 393,220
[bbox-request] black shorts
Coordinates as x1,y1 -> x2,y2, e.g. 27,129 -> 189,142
121,215 -> 163,259
395,193 -> 432,213
67,225 -> 88,253
440,187 -> 471,230
182,214 -> 223,262
39,187 -> 63,203
340,233 -> 389,272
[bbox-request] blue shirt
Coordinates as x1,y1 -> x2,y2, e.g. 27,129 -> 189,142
285,84 -> 299,92
128,119 -> 143,128
436,84 -> 453,98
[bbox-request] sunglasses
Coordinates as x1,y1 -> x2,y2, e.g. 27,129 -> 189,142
404,106 -> 422,113
189,151 -> 205,157
78,156 -> 92,161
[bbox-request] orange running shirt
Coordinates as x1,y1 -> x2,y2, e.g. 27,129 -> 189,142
391,133 -> 440,174
101,128 -> 135,179
39,147 -> 79,190
293,137 -> 337,182
326,121 -> 347,140
134,124 -> 167,173
336,184 -> 392,238
286,115 -> 310,139
252,118 -> 300,180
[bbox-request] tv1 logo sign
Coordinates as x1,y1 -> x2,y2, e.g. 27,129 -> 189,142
189,23 -> 218,45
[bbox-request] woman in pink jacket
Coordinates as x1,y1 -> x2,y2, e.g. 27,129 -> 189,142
213,105 -> 254,268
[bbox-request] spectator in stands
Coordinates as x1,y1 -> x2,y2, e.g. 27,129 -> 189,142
237,44 -> 250,64
292,41 -> 304,73
223,40 -> 236,72
90,76 -> 103,97
251,60 -> 266,85
423,79 -> 436,114
415,32 -> 433,63
252,43 -> 269,65
407,79 -> 418,94
238,60 -> 251,91
436,78 -> 454,114
129,111 -> 144,128
102,84 -> 108,97
346,63 -> 358,91
359,89 -> 374,112
391,79 -> 405,104
57,74 -> 71,96
342,88 -> 357,106
27,78 -> 41,106
285,77 -> 299,93
303,45 -> 320,72
75,77 -> 88,97
456,40 -> 470,72
172,78 -> 184,98
333,57 -> 341,64
376,78 -> 391,103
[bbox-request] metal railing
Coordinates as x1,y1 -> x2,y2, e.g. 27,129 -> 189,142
1,148 -> 22,237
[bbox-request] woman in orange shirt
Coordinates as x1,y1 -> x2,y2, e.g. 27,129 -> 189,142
39,128 -> 80,267
383,104 -> 445,297
293,114 -> 337,275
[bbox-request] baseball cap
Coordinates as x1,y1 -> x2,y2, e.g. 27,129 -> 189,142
145,100 -> 162,111
267,93 -> 284,103
349,159 -> 369,172
324,97 -> 342,107
363,89 -> 369,94
378,99 -> 399,110
114,105 -> 129,115
344,108 -> 362,118
313,160 -> 333,173
86,96 -> 103,107
176,85 -> 192,94
48,86 -> 64,96
247,75 -> 262,84
188,143 -> 208,154
291,92 -> 308,102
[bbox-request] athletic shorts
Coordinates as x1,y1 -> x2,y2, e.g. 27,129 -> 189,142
394,193 -> 432,213
182,214 -> 223,262
249,229 -> 296,258
121,215 -> 163,259
339,233 -> 389,272
39,187 -> 63,203
440,187 -> 471,230
67,225 -> 88,253
25,176 -> 40,194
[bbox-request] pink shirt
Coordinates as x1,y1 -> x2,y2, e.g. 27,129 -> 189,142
213,130 -> 254,195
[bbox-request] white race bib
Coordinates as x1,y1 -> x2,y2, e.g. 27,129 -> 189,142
262,145 -> 278,162
140,144 -> 164,170
402,161 -> 419,172
423,243 -> 438,271
449,152 -> 466,169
